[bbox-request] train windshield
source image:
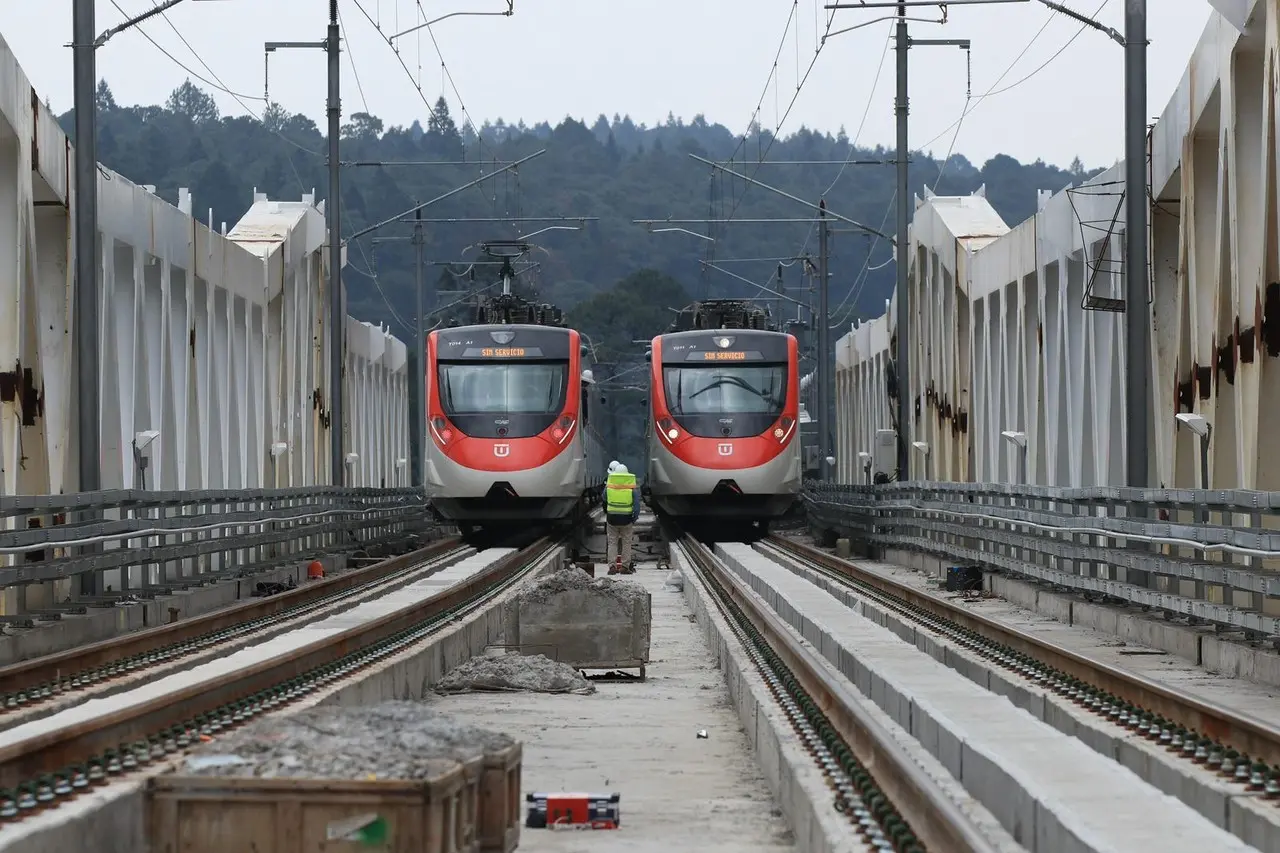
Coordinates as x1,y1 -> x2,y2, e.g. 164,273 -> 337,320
437,361 -> 569,438
663,364 -> 787,438
438,362 -> 568,414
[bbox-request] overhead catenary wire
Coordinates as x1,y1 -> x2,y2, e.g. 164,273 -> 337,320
112,0 -> 263,103
338,6 -> 372,115
830,0 -> 1111,329
108,0 -> 323,160
349,0 -> 502,211
721,1 -> 842,226
914,0 -> 1112,153
790,24 -> 894,266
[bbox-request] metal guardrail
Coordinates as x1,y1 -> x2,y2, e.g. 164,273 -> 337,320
0,487 -> 431,597
804,481 -> 1280,639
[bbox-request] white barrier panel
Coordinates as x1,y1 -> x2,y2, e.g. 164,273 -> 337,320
837,0 -> 1280,491
0,32 -> 409,498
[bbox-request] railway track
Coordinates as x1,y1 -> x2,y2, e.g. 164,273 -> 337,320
677,535 -> 996,853
0,537 -> 561,823
679,533 -> 1270,850
0,537 -> 467,725
763,535 -> 1280,792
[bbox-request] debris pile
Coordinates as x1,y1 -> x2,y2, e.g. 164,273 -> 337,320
181,702 -> 515,780
436,652 -> 596,695
518,566 -> 647,605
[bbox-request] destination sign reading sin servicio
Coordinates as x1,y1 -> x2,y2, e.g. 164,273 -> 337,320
459,346 -> 544,358
701,351 -> 747,361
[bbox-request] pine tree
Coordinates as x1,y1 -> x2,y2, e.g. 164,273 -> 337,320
96,80 -> 116,112
166,80 -> 219,124
425,97 -> 463,158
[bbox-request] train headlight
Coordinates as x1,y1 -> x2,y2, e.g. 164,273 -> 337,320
775,416 -> 795,443
658,417 -> 678,444
551,414 -> 575,444
431,416 -> 452,445
667,428 -> 679,440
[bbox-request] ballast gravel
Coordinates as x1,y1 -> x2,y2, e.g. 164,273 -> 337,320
436,652 -> 596,694
516,566 -> 647,605
182,701 -> 515,780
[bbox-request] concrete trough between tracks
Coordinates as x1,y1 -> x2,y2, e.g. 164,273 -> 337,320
715,543 -> 1255,853
0,545 -> 566,853
759,543 -> 1280,850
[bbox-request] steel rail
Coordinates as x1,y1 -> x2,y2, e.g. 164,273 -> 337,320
0,537 -> 558,794
767,535 -> 1280,769
681,537 -> 1002,853
0,537 -> 465,704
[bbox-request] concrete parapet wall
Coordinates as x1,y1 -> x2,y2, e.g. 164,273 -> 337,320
0,30 -> 409,504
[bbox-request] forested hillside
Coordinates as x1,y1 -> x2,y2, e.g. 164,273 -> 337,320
71,80 -> 1100,347
67,80 -> 1100,465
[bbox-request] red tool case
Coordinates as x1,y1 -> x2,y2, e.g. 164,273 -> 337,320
525,792 -> 621,829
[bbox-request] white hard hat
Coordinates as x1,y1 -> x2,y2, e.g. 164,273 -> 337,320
608,460 -> 621,473
616,464 -> 629,475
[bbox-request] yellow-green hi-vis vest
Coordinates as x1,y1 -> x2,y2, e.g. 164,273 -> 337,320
605,471 -> 636,515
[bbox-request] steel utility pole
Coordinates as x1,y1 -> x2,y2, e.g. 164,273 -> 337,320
410,207 -> 426,488
326,0 -> 344,485
893,23 -> 970,481
1033,0 -> 1147,485
826,0 -> 1008,481
894,2 -> 910,480
817,201 -> 833,480
73,0 -> 99,503
1124,0 -> 1150,488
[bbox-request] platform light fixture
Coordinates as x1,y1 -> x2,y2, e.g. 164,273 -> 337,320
1001,430 -> 1028,485
131,430 -> 160,490
857,450 -> 873,486
269,441 -> 289,488
1175,412 -> 1212,494
911,441 -> 931,482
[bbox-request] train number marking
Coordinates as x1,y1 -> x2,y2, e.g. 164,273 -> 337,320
493,444 -> 511,457
717,443 -> 733,456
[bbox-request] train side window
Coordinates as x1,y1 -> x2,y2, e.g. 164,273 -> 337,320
581,383 -> 590,424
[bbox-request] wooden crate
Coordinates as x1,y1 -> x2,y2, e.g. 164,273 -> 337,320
455,755 -> 482,852
479,743 -> 522,852
147,762 -> 468,853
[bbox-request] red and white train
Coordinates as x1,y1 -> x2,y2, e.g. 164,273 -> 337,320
645,305 -> 801,537
425,320 -> 606,540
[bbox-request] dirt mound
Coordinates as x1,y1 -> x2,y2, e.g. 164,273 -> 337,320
182,702 -> 515,780
518,566 -> 647,605
436,652 -> 596,695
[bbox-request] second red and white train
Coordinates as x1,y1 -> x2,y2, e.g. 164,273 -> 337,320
645,313 -> 802,538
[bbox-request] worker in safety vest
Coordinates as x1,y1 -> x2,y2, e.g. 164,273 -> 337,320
603,461 -> 640,573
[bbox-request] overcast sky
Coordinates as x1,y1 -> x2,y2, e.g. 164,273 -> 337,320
4,1 -> 1212,169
